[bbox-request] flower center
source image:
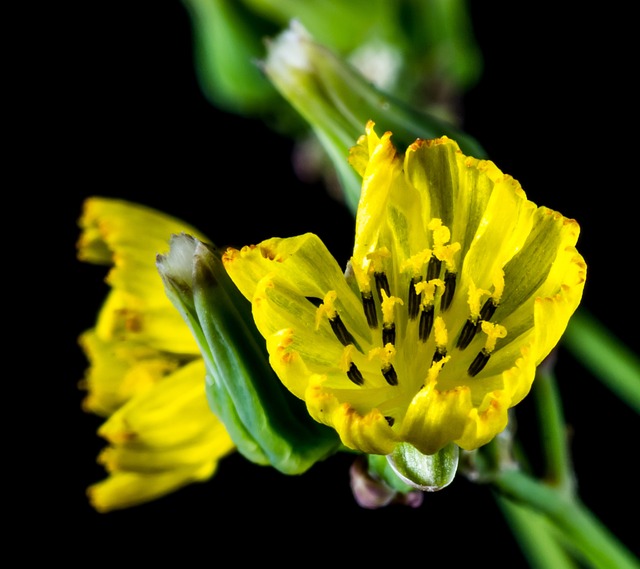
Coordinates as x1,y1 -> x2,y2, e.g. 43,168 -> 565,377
314,219 -> 509,424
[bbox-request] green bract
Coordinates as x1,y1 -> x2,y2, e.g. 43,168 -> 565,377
157,233 -> 341,475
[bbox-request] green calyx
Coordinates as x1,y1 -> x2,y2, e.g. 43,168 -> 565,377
157,233 -> 341,474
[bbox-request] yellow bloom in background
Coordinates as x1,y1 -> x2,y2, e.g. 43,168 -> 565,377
224,121 -> 586,458
77,197 -> 234,512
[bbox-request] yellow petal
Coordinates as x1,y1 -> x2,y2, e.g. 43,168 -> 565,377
98,359 -> 224,449
77,197 -> 206,354
78,329 -> 181,416
223,123 -> 587,458
87,461 -> 216,513
400,380 -> 473,455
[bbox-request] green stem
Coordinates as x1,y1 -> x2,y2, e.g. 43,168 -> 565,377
533,360 -> 575,496
493,469 -> 640,569
562,308 -> 640,414
496,494 -> 578,569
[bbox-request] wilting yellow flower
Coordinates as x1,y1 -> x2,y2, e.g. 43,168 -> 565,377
223,121 -> 586,457
77,197 -> 234,512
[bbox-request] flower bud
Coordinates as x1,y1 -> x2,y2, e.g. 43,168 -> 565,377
157,233 -> 341,475
262,21 -> 485,213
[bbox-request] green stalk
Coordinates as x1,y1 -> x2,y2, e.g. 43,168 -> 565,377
493,469 -> 640,569
533,361 -> 575,496
496,495 -> 578,569
562,308 -> 640,413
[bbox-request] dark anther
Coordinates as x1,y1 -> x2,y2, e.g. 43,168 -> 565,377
362,292 -> 378,328
407,277 -> 422,320
374,272 -> 391,301
480,298 -> 497,321
382,364 -> 398,386
440,271 -> 456,312
347,362 -> 365,386
427,256 -> 442,281
382,323 -> 396,346
456,318 -> 480,350
418,305 -> 434,342
432,348 -> 447,365
306,296 -> 323,307
385,416 -> 395,427
330,315 -> 357,347
468,350 -> 490,377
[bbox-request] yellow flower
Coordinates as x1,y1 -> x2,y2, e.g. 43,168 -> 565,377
223,121 -> 586,457
77,197 -> 234,512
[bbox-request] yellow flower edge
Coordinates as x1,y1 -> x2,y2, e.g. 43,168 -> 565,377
77,197 -> 207,356
87,359 -> 235,513
78,197 -> 234,511
224,122 -> 586,456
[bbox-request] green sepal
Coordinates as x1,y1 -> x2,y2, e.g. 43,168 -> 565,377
387,442 -> 459,491
366,453 -> 418,495
157,233 -> 341,475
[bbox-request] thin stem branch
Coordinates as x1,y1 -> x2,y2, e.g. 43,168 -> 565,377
562,308 -> 640,413
496,494 -> 578,569
493,469 -> 640,569
533,359 -> 575,496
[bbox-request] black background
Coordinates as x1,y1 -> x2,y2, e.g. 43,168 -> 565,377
43,2 -> 637,563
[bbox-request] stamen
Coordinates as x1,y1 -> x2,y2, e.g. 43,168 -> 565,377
408,276 -> 422,319
456,318 -> 479,350
380,290 -> 403,345
432,348 -> 447,364
481,321 -> 507,353
427,256 -> 442,281
361,292 -> 378,328
426,354 -> 450,383
440,271 -> 456,311
330,315 -> 357,347
480,298 -> 498,321
383,324 -> 396,346
430,219 -> 461,275
418,305 -> 434,342
434,316 -> 448,348
375,272 -> 391,301
458,283 -> 493,349
368,343 -> 397,383
468,350 -> 490,377
317,290 -> 358,346
347,362 -> 365,385
382,363 -> 398,386
432,317 -> 448,364
385,416 -> 395,427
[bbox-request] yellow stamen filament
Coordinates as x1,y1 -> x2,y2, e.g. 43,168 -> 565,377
339,344 -> 357,373
434,242 -> 461,271
428,218 -> 448,244
427,355 -> 450,383
491,269 -> 505,302
351,261 -> 371,295
415,278 -> 444,306
380,289 -> 403,325
315,290 -> 338,329
428,218 -> 460,271
434,316 -> 448,349
480,321 -> 507,353
401,248 -> 432,276
368,343 -> 396,366
467,281 -> 492,320
366,247 -> 390,273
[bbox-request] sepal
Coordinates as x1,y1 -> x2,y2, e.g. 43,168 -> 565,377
157,233 -> 341,474
387,442 -> 459,491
